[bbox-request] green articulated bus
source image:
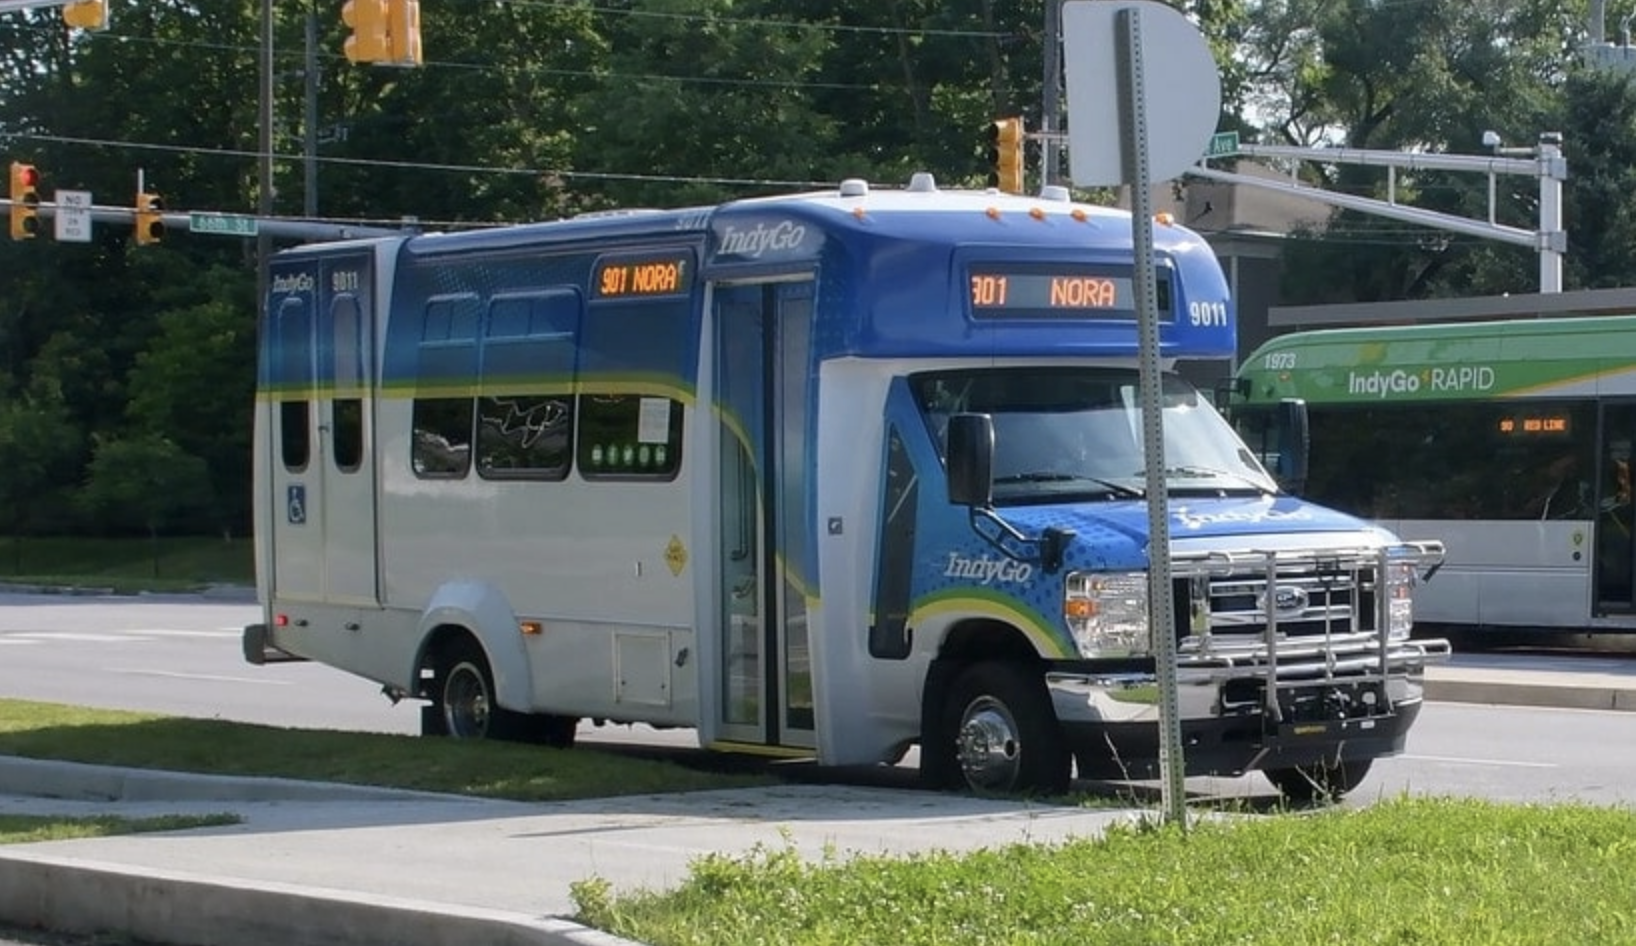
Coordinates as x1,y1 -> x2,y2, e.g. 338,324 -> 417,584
1233,314 -> 1636,633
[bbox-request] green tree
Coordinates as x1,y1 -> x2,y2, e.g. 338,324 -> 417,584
0,397 -> 84,567
1231,0 -> 1584,302
79,434 -> 213,573
124,290 -> 256,535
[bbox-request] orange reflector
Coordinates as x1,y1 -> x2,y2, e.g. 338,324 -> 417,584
519,620 -> 544,635
986,206 -> 1001,219
1029,207 -> 1045,220
1154,211 -> 1175,226
1064,599 -> 1096,620
852,206 -> 867,220
1071,208 -> 1088,222
274,613 -> 289,627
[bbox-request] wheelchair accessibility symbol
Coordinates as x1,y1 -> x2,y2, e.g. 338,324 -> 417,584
287,484 -> 307,525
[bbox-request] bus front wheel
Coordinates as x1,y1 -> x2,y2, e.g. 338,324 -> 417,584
932,661 -> 1072,796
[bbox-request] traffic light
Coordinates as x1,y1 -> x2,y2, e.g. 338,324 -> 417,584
135,191 -> 164,246
9,162 -> 39,241
62,0 -> 109,31
987,117 -> 1025,195
387,0 -> 422,66
342,0 -> 389,64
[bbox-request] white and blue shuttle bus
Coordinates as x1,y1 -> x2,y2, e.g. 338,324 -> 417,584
244,173 -> 1447,799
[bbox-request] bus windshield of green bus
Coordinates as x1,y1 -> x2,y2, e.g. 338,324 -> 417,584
913,367 -> 1278,503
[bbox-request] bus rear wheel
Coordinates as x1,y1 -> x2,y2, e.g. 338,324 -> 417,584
1264,757 -> 1372,803
427,638 -> 526,741
935,661 -> 1071,796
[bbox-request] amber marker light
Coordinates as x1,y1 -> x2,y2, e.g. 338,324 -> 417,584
519,620 -> 544,636
852,206 -> 867,220
1029,207 -> 1046,221
1154,211 -> 1176,226
986,206 -> 1002,219
1071,208 -> 1088,222
1064,598 -> 1097,621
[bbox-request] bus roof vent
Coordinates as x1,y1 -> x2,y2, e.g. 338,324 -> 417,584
1039,184 -> 1071,203
838,178 -> 870,198
906,171 -> 937,193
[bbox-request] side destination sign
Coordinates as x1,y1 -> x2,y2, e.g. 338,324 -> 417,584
190,212 -> 259,237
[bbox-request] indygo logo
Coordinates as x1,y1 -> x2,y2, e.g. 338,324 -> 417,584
943,552 -> 1033,585
717,221 -> 809,259
1348,366 -> 1495,399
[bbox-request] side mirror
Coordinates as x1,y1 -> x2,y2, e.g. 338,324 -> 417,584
1277,398 -> 1310,494
946,412 -> 994,507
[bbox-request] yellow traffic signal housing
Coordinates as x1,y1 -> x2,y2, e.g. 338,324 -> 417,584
388,0 -> 423,66
135,191 -> 164,246
987,117 -> 1025,194
343,0 -> 390,64
9,162 -> 39,241
62,0 -> 109,31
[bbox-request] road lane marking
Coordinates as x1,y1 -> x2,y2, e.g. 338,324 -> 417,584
106,668 -> 292,685
1403,754 -> 1557,769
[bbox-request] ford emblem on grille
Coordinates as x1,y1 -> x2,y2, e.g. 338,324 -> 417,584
1262,585 -> 1309,616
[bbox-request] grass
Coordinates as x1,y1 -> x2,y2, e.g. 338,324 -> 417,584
571,796 -> 1636,946
0,535 -> 253,591
0,813 -> 240,845
0,700 -> 776,802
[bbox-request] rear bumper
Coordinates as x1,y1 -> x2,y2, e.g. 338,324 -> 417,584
241,623 -> 307,665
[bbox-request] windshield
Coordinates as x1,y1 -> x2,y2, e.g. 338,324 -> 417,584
912,367 -> 1278,503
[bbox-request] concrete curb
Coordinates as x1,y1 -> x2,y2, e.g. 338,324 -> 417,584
0,756 -> 485,805
1425,677 -> 1636,712
0,853 -> 643,946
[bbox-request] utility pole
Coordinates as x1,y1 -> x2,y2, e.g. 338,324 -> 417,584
258,0 -> 275,310
1041,0 -> 1063,186
305,3 -> 320,217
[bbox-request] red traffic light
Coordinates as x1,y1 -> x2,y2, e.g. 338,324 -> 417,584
16,166 -> 37,188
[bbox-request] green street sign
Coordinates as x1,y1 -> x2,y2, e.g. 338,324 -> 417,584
1206,131 -> 1240,158
189,212 -> 259,237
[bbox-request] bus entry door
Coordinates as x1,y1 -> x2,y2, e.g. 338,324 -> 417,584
1596,404 -> 1636,613
711,280 -> 816,751
266,253 -> 380,606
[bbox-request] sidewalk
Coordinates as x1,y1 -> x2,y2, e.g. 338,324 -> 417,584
1,654 -> 1632,946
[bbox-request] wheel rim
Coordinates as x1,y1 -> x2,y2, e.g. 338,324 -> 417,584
956,696 -> 1022,791
442,660 -> 491,738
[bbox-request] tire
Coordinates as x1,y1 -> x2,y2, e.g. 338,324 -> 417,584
934,661 -> 1072,796
1264,757 -> 1373,803
427,638 -> 527,741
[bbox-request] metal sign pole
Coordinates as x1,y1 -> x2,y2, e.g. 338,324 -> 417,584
1115,4 -> 1188,828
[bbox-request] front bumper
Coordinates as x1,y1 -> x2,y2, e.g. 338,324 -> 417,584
1048,636 -> 1448,779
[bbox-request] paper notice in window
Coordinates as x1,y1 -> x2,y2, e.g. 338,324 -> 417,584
638,397 -> 671,444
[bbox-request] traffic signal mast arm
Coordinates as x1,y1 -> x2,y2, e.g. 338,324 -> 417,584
0,196 -> 403,242
1188,135 -> 1566,292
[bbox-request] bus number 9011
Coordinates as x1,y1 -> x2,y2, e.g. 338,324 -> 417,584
1187,300 -> 1228,327
331,270 -> 361,293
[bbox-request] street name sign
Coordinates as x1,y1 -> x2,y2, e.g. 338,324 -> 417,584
190,212 -> 259,237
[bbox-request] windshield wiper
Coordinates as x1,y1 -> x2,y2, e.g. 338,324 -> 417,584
994,471 -> 1144,498
1136,465 -> 1276,494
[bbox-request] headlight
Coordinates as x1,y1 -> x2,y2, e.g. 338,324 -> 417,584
1385,560 -> 1417,639
1064,571 -> 1151,657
